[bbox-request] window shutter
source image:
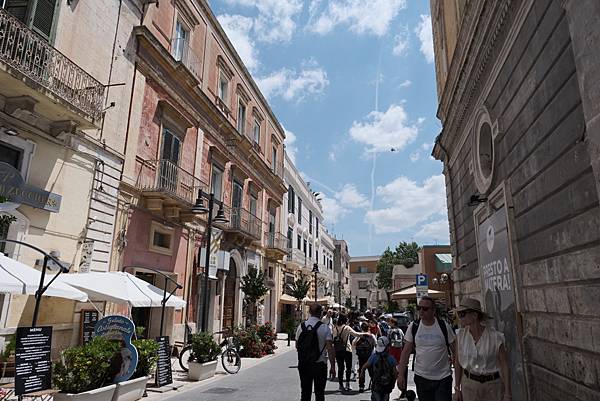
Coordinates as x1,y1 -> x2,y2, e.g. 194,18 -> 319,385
4,0 -> 30,23
31,0 -> 57,40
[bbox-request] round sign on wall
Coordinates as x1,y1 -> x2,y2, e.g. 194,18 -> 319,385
93,315 -> 139,383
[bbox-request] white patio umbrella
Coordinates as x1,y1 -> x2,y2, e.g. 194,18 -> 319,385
0,253 -> 88,302
391,284 -> 445,300
58,271 -> 186,309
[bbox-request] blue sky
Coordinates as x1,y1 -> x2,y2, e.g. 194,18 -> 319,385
211,0 -> 450,256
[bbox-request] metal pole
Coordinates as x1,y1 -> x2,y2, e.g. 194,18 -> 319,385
201,193 -> 214,332
159,283 -> 167,337
31,256 -> 48,327
314,271 -> 317,302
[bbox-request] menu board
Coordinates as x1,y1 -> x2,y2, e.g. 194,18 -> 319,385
155,336 -> 173,387
14,326 -> 52,396
80,309 -> 99,345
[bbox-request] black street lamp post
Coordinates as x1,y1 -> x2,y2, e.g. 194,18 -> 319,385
192,189 -> 228,332
312,263 -> 319,302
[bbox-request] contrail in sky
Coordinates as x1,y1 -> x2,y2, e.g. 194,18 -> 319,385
368,45 -> 383,254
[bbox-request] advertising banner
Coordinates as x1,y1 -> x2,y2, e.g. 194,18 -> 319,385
94,315 -> 138,383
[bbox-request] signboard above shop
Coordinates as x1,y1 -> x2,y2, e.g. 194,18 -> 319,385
0,162 -> 61,212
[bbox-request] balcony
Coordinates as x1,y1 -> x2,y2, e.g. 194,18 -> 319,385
265,231 -> 287,261
287,247 -> 310,269
136,159 -> 207,219
215,206 -> 261,245
171,38 -> 202,82
0,8 -> 104,127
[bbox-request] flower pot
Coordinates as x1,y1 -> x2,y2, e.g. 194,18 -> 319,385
54,384 -> 117,401
188,360 -> 218,381
112,376 -> 151,401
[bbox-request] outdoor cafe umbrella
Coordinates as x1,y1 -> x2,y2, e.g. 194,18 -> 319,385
58,271 -> 186,309
0,253 -> 88,301
391,284 -> 445,300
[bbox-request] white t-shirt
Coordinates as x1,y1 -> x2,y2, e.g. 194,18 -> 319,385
405,319 -> 456,380
457,325 -> 504,375
296,316 -> 333,363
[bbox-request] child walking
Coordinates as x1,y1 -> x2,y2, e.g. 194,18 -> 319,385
359,336 -> 398,401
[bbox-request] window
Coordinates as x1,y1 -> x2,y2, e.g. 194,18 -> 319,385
161,127 -> 181,163
218,71 -> 229,104
211,164 -> 224,201
303,239 -> 307,255
316,250 -> 319,265
237,100 -> 246,135
287,227 -> 293,249
358,281 -> 368,290
172,20 -> 189,62
358,266 -> 369,274
297,234 -> 301,250
4,0 -> 58,41
288,186 -> 295,214
309,243 -> 312,258
271,146 -> 277,174
316,218 -> 319,238
309,211 -> 313,234
298,198 -> 302,221
253,119 -> 261,145
149,222 -> 173,255
249,194 -> 258,216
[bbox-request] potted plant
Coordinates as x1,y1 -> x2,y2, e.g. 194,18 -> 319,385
53,337 -> 120,401
188,332 -> 220,381
111,337 -> 159,401
1,334 -> 15,379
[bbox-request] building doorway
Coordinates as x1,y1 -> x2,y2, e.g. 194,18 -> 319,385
223,259 -> 237,329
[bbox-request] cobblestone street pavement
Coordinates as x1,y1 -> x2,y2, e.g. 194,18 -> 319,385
160,346 -> 420,401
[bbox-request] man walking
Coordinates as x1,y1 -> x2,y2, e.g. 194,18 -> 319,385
397,296 -> 456,401
296,303 -> 336,401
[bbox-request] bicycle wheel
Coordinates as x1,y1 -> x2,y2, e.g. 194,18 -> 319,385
221,346 -> 241,374
178,345 -> 193,372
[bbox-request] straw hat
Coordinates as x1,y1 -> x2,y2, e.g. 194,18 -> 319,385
454,298 -> 492,319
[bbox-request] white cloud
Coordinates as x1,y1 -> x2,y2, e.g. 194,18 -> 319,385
365,174 -> 447,234
392,26 -> 410,56
409,152 -> 420,162
224,0 -> 303,43
349,104 -> 419,153
309,0 -> 407,37
415,219 -> 450,243
320,194 -> 348,225
257,64 -> 329,102
422,142 -> 434,151
328,152 -> 336,161
399,79 -> 412,88
335,184 -> 369,209
317,183 -> 368,224
415,14 -> 434,63
217,14 -> 259,71
284,127 -> 298,164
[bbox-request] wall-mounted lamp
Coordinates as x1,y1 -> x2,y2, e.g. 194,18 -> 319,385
0,127 -> 18,137
468,194 -> 487,206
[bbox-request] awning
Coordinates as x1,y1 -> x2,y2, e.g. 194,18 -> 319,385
0,254 -> 88,302
435,253 -> 452,272
59,271 -> 186,309
279,294 -> 302,304
391,285 -> 445,300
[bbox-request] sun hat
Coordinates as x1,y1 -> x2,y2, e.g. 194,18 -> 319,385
453,298 -> 491,319
375,336 -> 390,353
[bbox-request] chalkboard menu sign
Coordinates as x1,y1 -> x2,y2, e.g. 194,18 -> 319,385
155,336 -> 173,387
15,326 -> 52,396
80,309 -> 99,345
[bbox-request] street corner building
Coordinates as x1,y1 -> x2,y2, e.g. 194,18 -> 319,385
430,1 -> 600,401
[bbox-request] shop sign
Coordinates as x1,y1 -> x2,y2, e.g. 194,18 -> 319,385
200,229 -> 229,279
94,315 -> 138,383
14,326 -> 52,396
416,274 -> 428,303
155,336 -> 173,387
0,162 -> 61,212
78,240 -> 95,273
80,309 -> 99,345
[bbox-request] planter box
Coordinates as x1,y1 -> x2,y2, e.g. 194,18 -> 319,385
188,360 -> 217,381
54,384 -> 117,401
112,376 -> 150,401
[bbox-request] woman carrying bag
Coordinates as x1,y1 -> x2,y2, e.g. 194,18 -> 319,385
453,298 -> 512,401
333,314 -> 369,392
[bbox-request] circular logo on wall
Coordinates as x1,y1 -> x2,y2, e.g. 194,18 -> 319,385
486,224 -> 495,253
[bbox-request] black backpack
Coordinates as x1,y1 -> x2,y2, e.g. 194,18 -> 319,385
372,352 -> 396,394
297,321 -> 325,366
411,318 -> 452,356
355,336 -> 374,359
333,325 -> 347,354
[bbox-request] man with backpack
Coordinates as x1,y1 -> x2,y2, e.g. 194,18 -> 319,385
353,322 -> 377,392
359,336 -> 398,401
397,296 -> 456,401
296,303 -> 336,401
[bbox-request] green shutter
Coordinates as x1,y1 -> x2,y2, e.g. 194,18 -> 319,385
4,0 -> 30,23
31,0 -> 56,39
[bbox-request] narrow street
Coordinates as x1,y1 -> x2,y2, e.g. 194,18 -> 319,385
163,349 -> 419,401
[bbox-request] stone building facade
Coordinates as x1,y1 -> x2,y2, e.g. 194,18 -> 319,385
349,255 -> 386,311
333,239 -> 351,306
431,1 -> 600,400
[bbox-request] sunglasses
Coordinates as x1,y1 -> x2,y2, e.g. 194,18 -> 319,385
457,310 -> 472,318
416,306 -> 431,312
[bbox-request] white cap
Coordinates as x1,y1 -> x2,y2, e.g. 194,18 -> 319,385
375,336 -> 390,353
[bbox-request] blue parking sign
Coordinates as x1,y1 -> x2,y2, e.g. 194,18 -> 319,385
416,274 -> 428,286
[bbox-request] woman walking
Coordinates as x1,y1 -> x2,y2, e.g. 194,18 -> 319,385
333,314 -> 368,392
453,298 -> 512,401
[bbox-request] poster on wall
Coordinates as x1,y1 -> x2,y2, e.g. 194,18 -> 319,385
477,206 -> 526,401
94,315 -> 139,383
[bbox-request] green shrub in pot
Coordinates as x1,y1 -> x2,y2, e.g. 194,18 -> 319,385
190,332 -> 220,364
53,337 -> 120,394
131,338 -> 159,379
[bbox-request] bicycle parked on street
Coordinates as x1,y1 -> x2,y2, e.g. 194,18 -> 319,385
178,328 -> 242,374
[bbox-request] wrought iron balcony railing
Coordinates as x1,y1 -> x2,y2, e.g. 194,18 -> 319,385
0,8 -> 105,121
171,38 -> 202,81
216,206 -> 261,240
265,231 -> 287,252
136,159 -> 207,206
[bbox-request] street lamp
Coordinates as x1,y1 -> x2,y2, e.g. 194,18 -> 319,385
312,263 -> 319,302
192,189 -> 228,332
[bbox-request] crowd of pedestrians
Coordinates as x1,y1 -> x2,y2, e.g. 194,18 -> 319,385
295,297 -> 513,401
